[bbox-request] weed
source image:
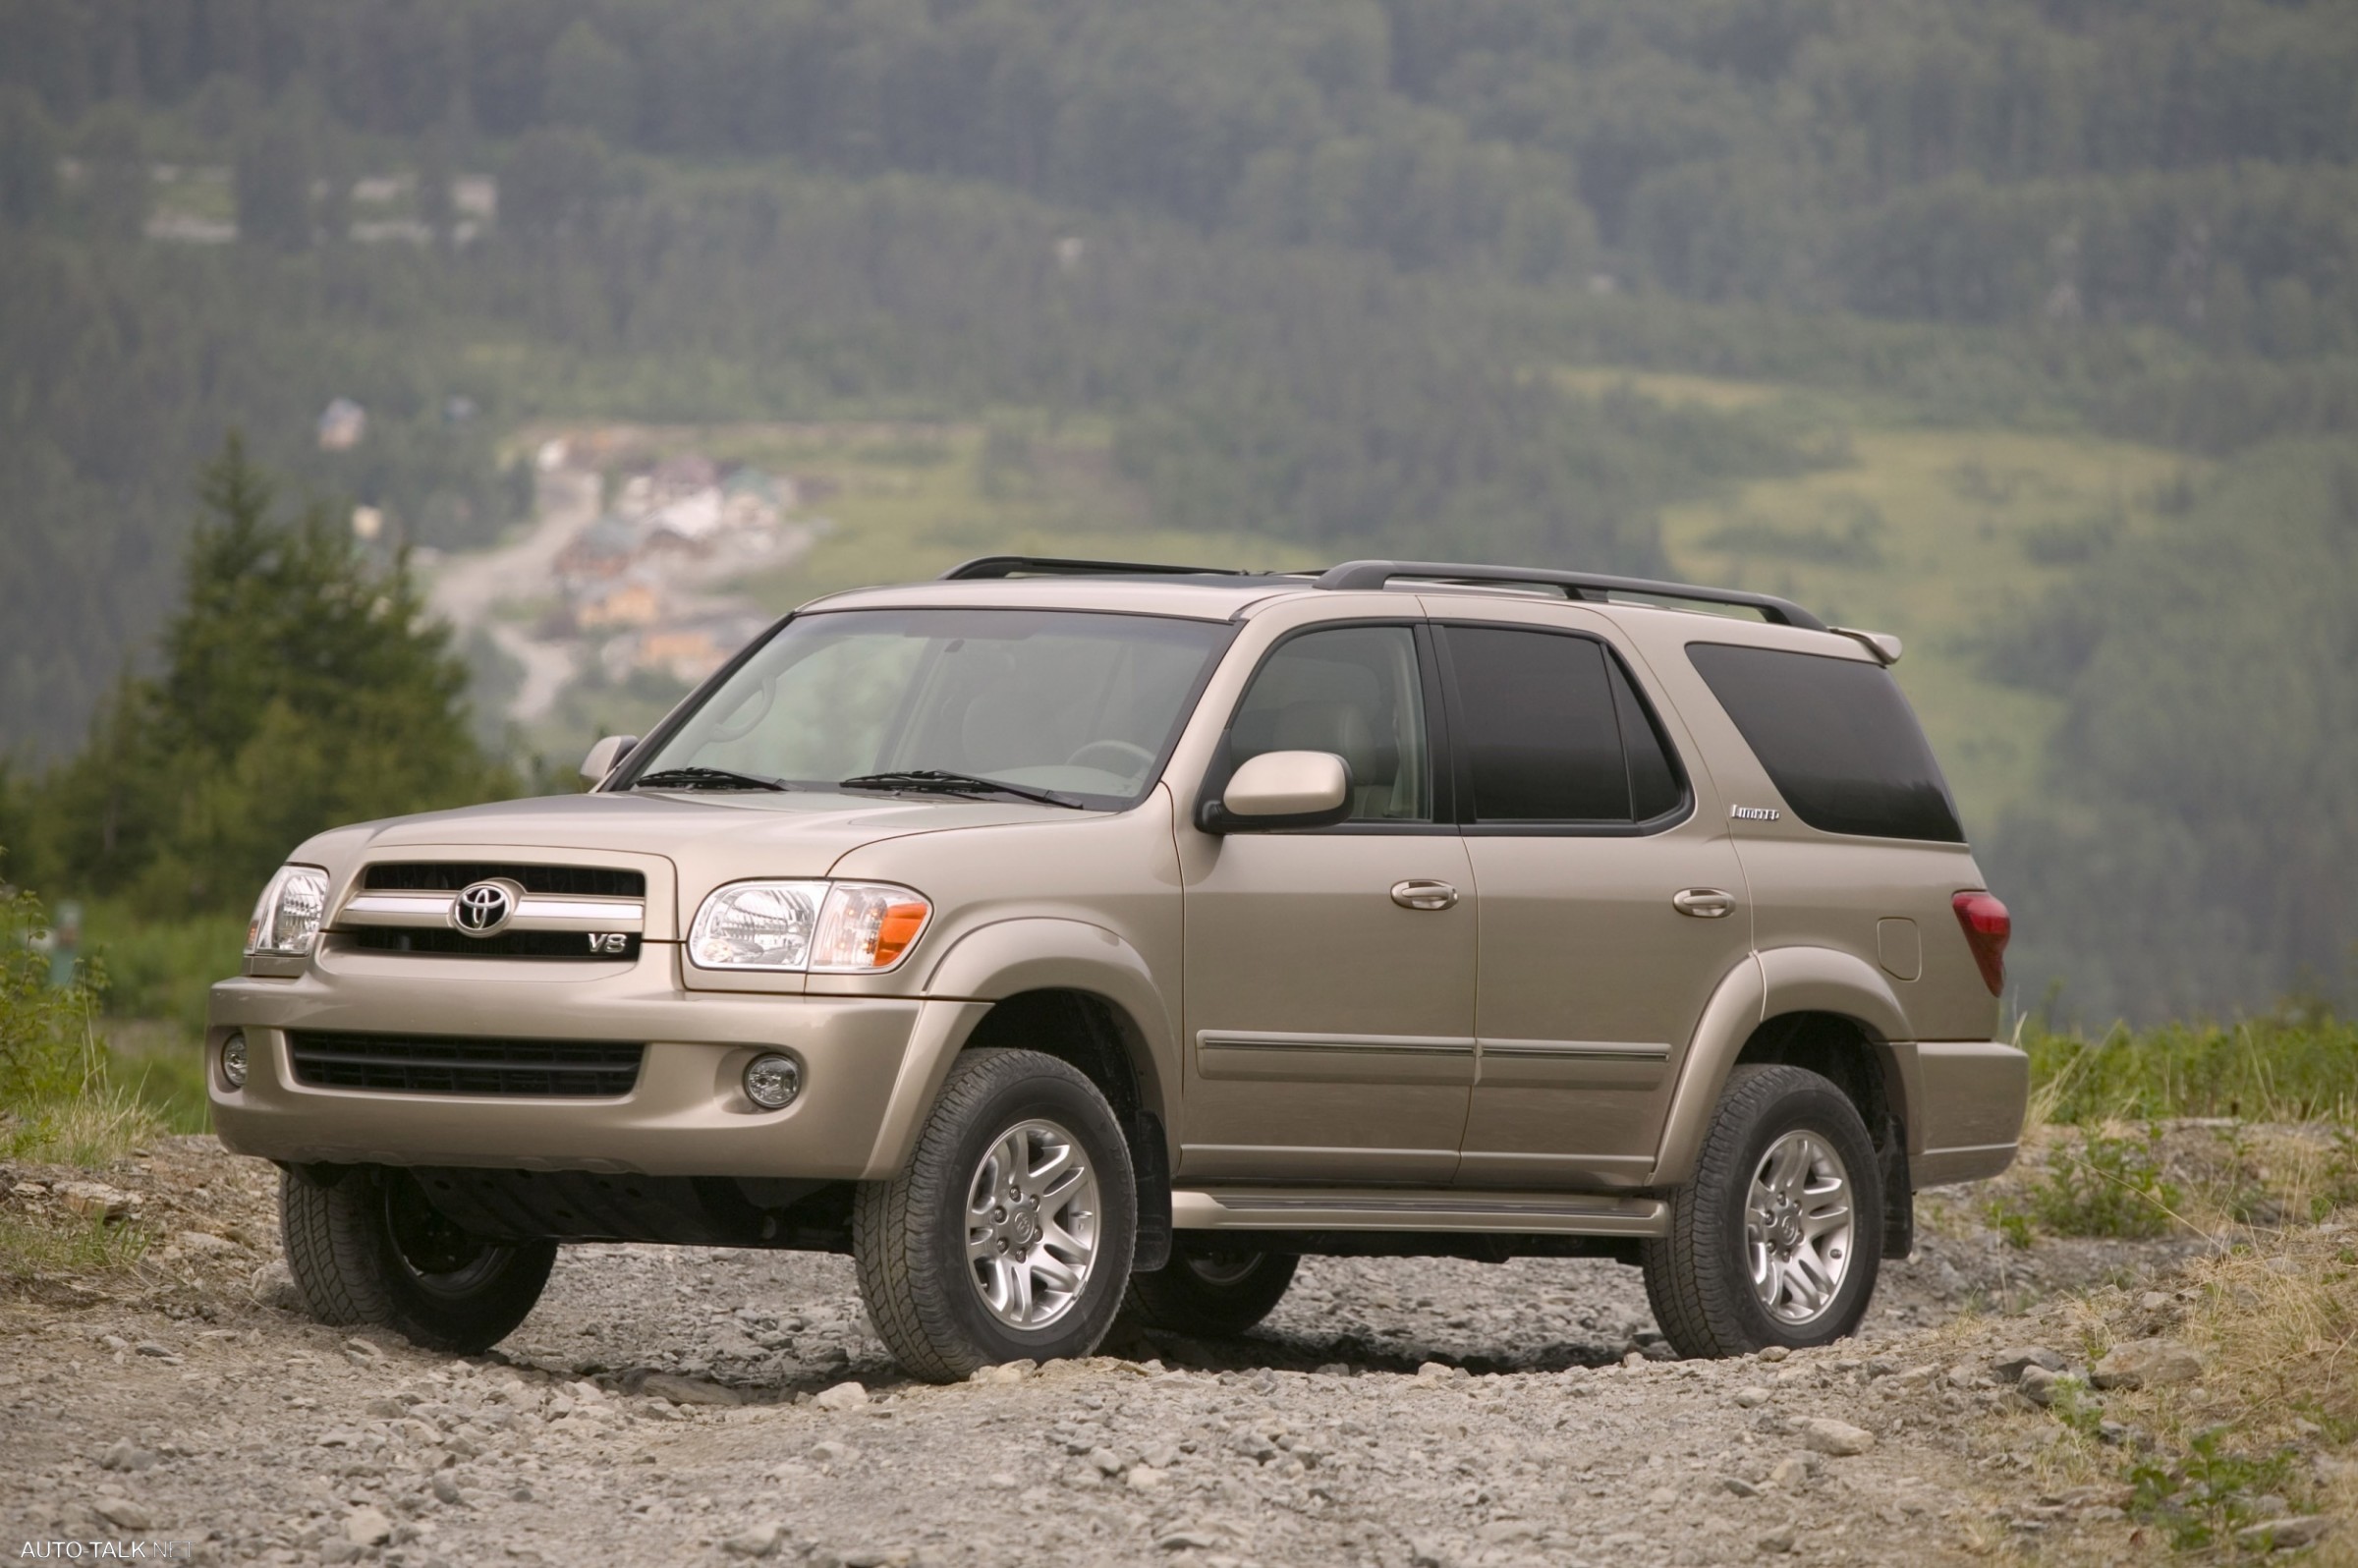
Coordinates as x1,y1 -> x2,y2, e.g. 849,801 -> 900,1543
0,1209 -> 156,1287
1990,1127 -> 2183,1243
2047,1374 -> 2105,1439
2126,1428 -> 2296,1551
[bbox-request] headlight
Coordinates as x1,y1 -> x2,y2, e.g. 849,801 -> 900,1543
246,866 -> 330,957
688,880 -> 931,973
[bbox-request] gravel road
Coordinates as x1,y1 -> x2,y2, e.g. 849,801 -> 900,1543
0,1137 -> 2261,1566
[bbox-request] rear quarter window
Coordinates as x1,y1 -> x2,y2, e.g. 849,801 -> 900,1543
1686,642 -> 1964,843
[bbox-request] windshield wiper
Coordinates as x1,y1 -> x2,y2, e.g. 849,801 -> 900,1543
631,765 -> 791,793
836,769 -> 1086,810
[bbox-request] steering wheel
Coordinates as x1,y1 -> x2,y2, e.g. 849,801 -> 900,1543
1064,739 -> 1156,778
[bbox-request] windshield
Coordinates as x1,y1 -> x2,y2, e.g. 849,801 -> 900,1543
623,608 -> 1231,808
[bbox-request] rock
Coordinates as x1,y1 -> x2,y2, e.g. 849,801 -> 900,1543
344,1506 -> 394,1547
92,1496 -> 152,1532
1315,1363 -> 1351,1376
58,1181 -> 138,1220
810,1441 -> 854,1465
99,1438 -> 158,1472
1768,1454 -> 1815,1488
1154,1532 -> 1221,1551
967,1361 -> 1036,1385
640,1372 -> 742,1407
1757,1345 -> 1790,1364
2017,1366 -> 2065,1406
1734,1387 -> 1771,1408
1757,1526 -> 1797,1553
1990,1346 -> 2067,1382
2234,1517 -> 2332,1552
723,1525 -> 787,1558
1799,1418 -> 1875,1457
1415,1362 -> 1463,1381
510,1484 -> 534,1502
134,1342 -> 175,1359
1721,1477 -> 1761,1498
814,1381 -> 870,1412
2091,1339 -> 2206,1390
1125,1465 -> 1166,1490
430,1475 -> 465,1507
174,1230 -> 238,1255
1087,1447 -> 1125,1476
1407,1539 -> 1452,1568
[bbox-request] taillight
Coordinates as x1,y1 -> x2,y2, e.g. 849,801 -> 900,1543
1951,891 -> 2010,995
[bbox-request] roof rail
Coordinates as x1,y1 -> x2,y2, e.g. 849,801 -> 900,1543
1312,560 -> 1826,631
940,555 -> 1252,581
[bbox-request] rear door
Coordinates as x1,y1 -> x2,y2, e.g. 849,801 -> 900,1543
1435,611 -> 1754,1190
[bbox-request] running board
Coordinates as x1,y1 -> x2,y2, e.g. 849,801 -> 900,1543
1170,1188 -> 1669,1237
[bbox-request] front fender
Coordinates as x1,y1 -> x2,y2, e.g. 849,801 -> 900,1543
856,918 -> 1178,1179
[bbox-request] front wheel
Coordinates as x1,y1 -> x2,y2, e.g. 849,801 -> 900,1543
1641,1064 -> 1882,1359
279,1166 -> 556,1354
854,1048 -> 1137,1382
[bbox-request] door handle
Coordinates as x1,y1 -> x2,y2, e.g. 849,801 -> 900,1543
1390,879 -> 1460,912
1671,887 -> 1736,919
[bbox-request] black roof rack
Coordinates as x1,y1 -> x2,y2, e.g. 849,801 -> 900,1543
1312,560 -> 1825,631
940,555 -> 1255,581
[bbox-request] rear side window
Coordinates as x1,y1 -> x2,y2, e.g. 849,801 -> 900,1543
1440,625 -> 1688,825
1687,643 -> 1964,843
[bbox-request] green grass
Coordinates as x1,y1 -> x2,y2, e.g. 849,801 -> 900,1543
2025,1015 -> 2358,1125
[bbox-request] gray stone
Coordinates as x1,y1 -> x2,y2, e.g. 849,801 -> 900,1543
1990,1346 -> 2067,1382
723,1525 -> 787,1558
99,1438 -> 158,1472
1734,1386 -> 1771,1408
2091,1339 -> 2206,1390
93,1496 -> 152,1532
430,1475 -> 465,1506
344,1506 -> 394,1547
2234,1517 -> 2332,1551
1756,1345 -> 1791,1364
1757,1525 -> 1798,1553
1798,1417 -> 1875,1457
2017,1365 -> 2065,1406
640,1372 -> 743,1407
1721,1476 -> 1762,1497
814,1381 -> 870,1412
1154,1533 -> 1221,1551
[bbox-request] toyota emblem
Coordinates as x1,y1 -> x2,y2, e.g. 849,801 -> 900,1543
451,879 -> 520,936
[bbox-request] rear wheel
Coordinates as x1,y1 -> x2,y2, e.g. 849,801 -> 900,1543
854,1048 -> 1138,1382
1641,1064 -> 1882,1359
279,1165 -> 556,1354
1124,1249 -> 1299,1336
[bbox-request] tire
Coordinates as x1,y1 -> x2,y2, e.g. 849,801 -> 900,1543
1124,1250 -> 1299,1337
1641,1064 -> 1883,1360
279,1165 -> 557,1355
854,1048 -> 1137,1383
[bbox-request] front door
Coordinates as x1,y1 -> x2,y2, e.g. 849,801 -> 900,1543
1434,617 -> 1754,1190
1177,622 -> 1477,1185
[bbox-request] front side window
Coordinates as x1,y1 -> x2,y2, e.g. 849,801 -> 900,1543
1687,642 -> 1964,842
1224,625 -> 1432,823
1440,625 -> 1688,825
625,608 -> 1230,807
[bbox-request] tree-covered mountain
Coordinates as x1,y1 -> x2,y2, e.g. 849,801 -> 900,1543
1,0 -> 2354,1020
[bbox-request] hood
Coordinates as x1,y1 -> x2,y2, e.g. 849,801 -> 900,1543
293,790 -> 1084,939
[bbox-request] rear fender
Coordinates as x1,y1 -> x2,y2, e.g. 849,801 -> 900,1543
1649,947 -> 1914,1187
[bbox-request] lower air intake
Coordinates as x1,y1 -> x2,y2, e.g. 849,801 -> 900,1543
287,1033 -> 644,1098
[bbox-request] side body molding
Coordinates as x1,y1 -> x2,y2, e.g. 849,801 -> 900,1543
858,918 -> 1178,1180
1646,946 -> 1918,1188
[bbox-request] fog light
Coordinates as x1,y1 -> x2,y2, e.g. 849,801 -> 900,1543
220,1033 -> 249,1090
743,1053 -> 801,1110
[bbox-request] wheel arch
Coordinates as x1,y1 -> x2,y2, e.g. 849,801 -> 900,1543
1650,947 -> 1919,1190
861,918 -> 1179,1266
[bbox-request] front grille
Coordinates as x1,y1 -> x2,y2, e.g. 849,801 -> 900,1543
350,928 -> 643,961
288,1033 -> 644,1097
363,862 -> 646,898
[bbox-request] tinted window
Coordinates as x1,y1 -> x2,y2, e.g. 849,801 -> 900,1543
1444,626 -> 1684,824
1687,643 -> 1964,842
1228,626 -> 1430,822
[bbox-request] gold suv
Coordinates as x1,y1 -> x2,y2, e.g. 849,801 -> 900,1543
211,558 -> 2026,1378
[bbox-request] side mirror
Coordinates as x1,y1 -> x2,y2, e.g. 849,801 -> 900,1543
580,734 -> 639,784
1200,751 -> 1353,834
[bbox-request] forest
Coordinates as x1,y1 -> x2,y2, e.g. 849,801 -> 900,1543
1,0 -> 2355,1022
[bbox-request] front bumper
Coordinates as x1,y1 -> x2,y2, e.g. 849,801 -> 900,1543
206,943 -> 924,1180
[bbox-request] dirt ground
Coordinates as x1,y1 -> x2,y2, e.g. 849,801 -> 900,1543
0,1130 -> 2343,1567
